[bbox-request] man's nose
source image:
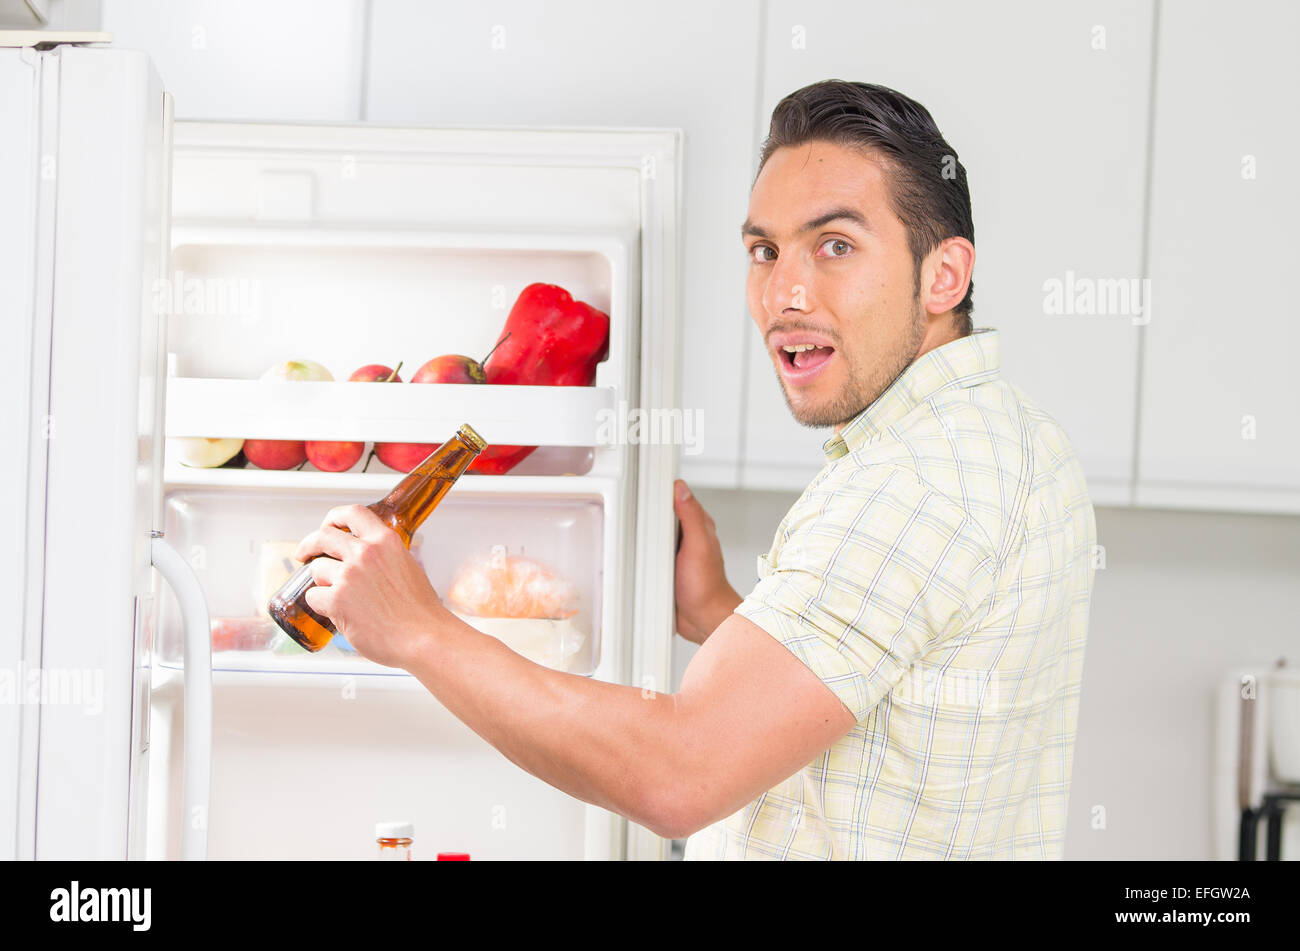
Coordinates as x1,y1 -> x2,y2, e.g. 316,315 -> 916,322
761,258 -> 813,316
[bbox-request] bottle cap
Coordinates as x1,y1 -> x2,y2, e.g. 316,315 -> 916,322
457,424 -> 487,453
436,852 -> 471,861
375,821 -> 414,839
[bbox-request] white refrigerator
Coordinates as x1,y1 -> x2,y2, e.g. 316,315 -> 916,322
2,36 -> 682,861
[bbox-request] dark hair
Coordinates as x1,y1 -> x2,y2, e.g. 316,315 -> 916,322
758,80 -> 974,333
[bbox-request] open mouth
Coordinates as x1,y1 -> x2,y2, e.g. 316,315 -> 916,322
777,342 -> 836,383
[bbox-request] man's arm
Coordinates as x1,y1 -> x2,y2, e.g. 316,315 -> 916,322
403,607 -> 855,840
294,501 -> 855,840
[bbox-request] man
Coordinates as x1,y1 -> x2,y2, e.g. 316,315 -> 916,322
293,80 -> 1096,860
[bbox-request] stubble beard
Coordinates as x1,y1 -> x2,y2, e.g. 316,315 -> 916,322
780,295 -> 927,429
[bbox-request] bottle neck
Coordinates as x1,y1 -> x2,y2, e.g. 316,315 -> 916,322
371,435 -> 478,541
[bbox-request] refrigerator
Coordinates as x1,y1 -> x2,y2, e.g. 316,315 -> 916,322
2,36 -> 682,861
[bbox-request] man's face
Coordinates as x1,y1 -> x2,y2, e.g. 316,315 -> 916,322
743,140 -> 927,429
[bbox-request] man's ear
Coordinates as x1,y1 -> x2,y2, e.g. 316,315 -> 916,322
922,237 -> 975,316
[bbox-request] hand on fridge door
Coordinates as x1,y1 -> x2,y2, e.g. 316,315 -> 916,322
672,479 -> 742,645
292,504 -> 446,670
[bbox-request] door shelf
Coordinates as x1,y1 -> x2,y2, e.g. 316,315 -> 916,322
163,462 -> 616,498
165,377 -> 615,446
156,488 -> 608,680
153,663 -> 425,693
158,611 -> 589,686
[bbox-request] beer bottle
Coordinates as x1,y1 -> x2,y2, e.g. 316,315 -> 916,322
268,423 -> 487,652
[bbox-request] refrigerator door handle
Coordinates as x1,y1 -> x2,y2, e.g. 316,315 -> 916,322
150,536 -> 212,861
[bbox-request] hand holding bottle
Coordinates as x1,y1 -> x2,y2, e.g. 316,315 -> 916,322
269,424 -> 485,653
292,506 -> 449,669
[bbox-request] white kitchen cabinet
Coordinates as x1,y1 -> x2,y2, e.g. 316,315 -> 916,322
1135,0 -> 1300,513
742,0 -> 1153,501
100,0 -> 366,120
364,0 -> 762,488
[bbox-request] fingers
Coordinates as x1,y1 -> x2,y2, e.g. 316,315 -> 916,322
303,582 -> 335,619
673,479 -> 715,540
294,523 -> 363,565
324,503 -> 390,542
307,555 -> 343,587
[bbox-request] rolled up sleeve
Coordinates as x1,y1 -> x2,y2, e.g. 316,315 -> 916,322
735,463 -> 998,724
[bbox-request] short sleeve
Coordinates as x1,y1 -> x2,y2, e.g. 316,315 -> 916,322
735,463 -> 997,723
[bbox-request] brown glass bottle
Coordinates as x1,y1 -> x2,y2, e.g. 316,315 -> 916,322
268,424 -> 487,652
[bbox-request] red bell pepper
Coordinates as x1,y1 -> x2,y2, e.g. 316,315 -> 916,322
469,283 -> 610,474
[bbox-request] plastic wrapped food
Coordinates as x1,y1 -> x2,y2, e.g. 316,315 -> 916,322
446,545 -> 578,619
451,614 -> 586,671
210,616 -> 277,652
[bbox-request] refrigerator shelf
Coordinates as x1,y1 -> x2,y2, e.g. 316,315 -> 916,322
156,487 -> 609,682
165,377 -> 616,446
158,613 -> 589,685
153,662 -> 426,692
163,462 -> 617,497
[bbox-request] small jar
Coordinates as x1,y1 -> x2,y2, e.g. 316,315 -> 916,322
375,822 -> 414,861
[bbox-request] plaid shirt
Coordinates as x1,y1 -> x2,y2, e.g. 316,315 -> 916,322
683,328 -> 1096,860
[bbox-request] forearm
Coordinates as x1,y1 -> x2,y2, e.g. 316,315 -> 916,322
406,609 -> 686,835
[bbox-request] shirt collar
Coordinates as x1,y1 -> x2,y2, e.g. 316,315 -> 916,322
822,327 -> 1001,460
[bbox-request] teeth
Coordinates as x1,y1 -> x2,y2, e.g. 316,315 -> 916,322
782,344 -> 820,353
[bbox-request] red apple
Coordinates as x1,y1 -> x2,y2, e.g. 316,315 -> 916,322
411,354 -> 487,384
306,363 -> 403,472
305,440 -> 364,472
374,441 -> 436,472
244,438 -> 307,470
349,363 -> 403,384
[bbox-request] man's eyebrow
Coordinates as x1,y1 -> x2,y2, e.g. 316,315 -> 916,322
741,207 -> 870,240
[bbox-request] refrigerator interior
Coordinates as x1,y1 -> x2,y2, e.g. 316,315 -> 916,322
146,122 -> 681,859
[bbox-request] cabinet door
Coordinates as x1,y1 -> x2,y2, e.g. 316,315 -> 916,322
1136,0 -> 1300,513
744,1 -> 1153,500
366,0 -> 763,488
100,0 -> 367,120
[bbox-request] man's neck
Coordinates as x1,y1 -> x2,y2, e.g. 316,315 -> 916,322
832,314 -> 964,435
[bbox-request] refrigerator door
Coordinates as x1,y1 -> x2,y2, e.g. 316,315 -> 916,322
0,42 -> 48,864
154,122 -> 681,859
1,42 -> 176,859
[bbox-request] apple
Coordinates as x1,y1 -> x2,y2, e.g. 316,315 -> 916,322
170,436 -> 244,468
262,359 -> 333,383
349,363 -> 403,384
244,438 -> 307,470
307,363 -> 402,472
305,440 -> 364,472
247,359 -> 333,470
411,354 -> 487,384
373,441 -> 433,473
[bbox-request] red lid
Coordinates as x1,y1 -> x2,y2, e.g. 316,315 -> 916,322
436,852 -> 471,861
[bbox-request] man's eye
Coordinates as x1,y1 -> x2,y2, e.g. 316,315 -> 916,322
819,238 -> 852,257
750,245 -> 776,263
